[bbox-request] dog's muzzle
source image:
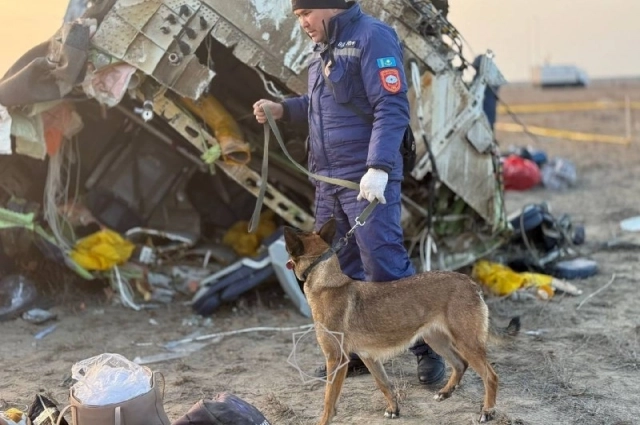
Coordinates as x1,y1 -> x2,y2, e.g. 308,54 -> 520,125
286,260 -> 295,270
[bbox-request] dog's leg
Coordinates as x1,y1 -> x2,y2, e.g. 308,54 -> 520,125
424,333 -> 467,401
319,354 -> 349,425
359,357 -> 399,419
457,342 -> 498,422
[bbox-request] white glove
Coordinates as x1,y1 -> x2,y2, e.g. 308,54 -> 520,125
357,168 -> 388,204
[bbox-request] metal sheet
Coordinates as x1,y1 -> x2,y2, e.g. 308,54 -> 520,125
124,33 -> 167,75
114,0 -> 163,30
203,0 -> 308,93
141,4 -> 185,50
91,0 -> 215,99
92,10 -> 140,59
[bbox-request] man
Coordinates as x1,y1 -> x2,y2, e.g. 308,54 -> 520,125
253,0 -> 445,385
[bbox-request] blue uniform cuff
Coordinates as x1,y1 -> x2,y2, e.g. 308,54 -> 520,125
368,165 -> 391,174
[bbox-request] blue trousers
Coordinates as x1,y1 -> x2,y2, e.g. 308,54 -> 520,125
314,180 -> 428,355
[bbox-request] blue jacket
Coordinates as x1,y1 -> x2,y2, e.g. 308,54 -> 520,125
281,3 -> 410,186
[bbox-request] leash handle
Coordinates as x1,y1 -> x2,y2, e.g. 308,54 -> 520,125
346,199 -> 378,239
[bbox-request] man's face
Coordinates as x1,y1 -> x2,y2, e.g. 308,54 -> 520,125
294,8 -> 341,43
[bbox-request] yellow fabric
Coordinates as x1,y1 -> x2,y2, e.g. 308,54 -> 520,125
223,210 -> 277,257
472,260 -> 554,298
1,409 -> 26,424
70,229 -> 135,271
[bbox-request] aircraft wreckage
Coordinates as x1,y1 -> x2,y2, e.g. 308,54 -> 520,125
0,0 -> 508,315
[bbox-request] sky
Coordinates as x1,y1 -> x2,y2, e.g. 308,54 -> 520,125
0,0 -> 638,83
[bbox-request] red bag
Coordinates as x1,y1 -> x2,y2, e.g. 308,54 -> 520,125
502,155 -> 541,191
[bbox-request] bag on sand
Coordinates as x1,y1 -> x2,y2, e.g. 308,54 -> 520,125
57,371 -> 170,425
171,393 -> 270,425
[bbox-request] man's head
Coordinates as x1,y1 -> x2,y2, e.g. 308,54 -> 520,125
291,0 -> 350,43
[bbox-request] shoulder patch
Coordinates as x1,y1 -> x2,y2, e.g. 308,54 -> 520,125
376,57 -> 397,68
379,69 -> 401,93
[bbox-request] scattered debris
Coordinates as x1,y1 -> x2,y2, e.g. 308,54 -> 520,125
0,275 -> 38,322
34,325 -> 58,340
0,408 -> 28,425
620,216 -> 640,232
577,274 -> 616,310
0,0 -> 511,315
27,394 -> 69,425
21,309 -> 57,325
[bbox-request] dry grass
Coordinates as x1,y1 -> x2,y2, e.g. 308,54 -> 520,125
263,392 -> 307,424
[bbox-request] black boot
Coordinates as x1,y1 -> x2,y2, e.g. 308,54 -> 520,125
416,347 -> 446,385
314,354 -> 370,378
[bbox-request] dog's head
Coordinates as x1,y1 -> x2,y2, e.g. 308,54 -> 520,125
283,218 -> 336,278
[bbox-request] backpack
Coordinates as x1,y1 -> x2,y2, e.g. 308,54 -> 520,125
171,393 -> 270,425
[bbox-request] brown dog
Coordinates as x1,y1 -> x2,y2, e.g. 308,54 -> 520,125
284,218 -> 514,425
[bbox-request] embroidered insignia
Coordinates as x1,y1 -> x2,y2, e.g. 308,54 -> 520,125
376,57 -> 397,68
379,69 -> 401,93
337,40 -> 357,49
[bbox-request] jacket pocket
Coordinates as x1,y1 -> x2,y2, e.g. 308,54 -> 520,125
326,65 -> 352,104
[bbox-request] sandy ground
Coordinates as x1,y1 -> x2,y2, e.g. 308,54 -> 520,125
2,80 -> 640,425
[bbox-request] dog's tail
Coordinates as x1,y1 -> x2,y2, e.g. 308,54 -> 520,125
488,316 -> 521,344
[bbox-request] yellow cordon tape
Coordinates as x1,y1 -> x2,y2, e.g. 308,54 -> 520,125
498,101 -> 640,115
495,122 -> 631,145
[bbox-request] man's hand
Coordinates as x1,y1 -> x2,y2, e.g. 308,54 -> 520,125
357,168 -> 388,204
253,99 -> 283,124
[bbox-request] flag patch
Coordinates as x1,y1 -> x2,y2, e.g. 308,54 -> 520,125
376,57 -> 397,68
379,69 -> 401,93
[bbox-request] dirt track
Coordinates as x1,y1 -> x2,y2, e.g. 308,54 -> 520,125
1,81 -> 640,425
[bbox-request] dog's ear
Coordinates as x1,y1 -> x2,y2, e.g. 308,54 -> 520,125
284,227 -> 304,257
318,218 -> 336,246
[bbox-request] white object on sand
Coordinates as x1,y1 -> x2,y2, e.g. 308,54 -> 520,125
620,216 -> 640,232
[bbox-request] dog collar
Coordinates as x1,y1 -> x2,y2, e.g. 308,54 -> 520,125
300,238 -> 347,281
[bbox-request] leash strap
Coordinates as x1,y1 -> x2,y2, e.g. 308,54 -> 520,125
263,106 -> 359,190
301,198 -> 379,280
248,105 -> 360,233
248,120 -> 271,233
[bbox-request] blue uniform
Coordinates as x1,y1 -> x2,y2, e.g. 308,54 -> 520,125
281,3 -> 414,283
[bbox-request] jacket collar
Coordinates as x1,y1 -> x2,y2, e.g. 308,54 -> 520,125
314,2 -> 361,52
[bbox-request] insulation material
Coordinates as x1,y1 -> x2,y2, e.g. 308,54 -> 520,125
42,102 -> 84,156
11,113 -> 46,160
181,95 -> 251,165
82,63 -> 138,107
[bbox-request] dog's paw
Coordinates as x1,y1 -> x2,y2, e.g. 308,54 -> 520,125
384,408 -> 399,419
479,408 -> 495,422
433,391 -> 450,402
